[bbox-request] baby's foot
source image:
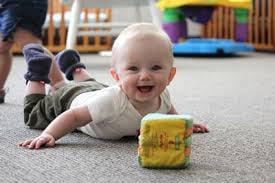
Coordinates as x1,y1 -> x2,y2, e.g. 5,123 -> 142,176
23,44 -> 52,84
55,49 -> 86,80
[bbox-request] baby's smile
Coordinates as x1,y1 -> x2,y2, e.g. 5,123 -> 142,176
137,85 -> 154,93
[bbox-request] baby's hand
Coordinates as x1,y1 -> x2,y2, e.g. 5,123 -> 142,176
19,132 -> 55,149
193,123 -> 209,133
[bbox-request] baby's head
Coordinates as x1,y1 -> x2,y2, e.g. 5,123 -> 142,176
110,23 -> 176,104
111,23 -> 173,69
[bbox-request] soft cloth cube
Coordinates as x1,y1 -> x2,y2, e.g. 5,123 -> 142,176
138,113 -> 193,169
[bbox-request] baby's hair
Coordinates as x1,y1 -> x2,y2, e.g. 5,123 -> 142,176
111,23 -> 173,68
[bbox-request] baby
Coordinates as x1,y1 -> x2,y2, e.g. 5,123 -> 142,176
19,23 -> 208,149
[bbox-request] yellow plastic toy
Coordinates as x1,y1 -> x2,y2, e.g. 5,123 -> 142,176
159,0 -> 252,44
157,0 -> 252,10
138,113 -> 193,169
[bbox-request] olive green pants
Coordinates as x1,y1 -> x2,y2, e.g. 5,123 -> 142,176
24,79 -> 108,129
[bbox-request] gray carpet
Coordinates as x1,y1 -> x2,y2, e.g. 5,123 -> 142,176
0,52 -> 274,183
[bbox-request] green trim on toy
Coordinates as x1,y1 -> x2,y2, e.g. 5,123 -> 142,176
163,8 -> 185,23
138,156 -> 142,165
185,156 -> 190,165
184,136 -> 192,147
234,8 -> 249,23
185,118 -> 193,128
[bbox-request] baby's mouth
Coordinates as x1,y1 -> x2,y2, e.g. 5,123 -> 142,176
137,86 -> 154,93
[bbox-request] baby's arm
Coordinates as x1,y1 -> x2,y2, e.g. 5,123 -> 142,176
19,105 -> 92,149
168,104 -> 209,133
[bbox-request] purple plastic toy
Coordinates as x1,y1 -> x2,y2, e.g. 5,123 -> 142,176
162,21 -> 187,43
235,23 -> 248,42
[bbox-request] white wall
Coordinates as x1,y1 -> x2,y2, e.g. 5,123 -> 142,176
112,6 -> 202,37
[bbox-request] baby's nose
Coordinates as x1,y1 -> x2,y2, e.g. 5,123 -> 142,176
140,70 -> 151,80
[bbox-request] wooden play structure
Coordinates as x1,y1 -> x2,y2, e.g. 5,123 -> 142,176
12,0 -> 274,53
203,0 -> 275,51
45,0 -> 113,52
12,0 -> 113,53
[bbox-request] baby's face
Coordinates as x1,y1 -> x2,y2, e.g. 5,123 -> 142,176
111,36 -> 176,105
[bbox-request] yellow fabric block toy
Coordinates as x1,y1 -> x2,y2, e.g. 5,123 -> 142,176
138,113 -> 193,169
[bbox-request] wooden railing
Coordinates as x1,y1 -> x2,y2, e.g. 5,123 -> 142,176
203,0 -> 275,51
12,0 -> 112,53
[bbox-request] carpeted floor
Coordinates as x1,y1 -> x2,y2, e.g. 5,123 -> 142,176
0,52 -> 274,182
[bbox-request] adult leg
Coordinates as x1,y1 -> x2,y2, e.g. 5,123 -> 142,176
0,40 -> 13,103
55,49 -> 91,82
13,28 -> 65,89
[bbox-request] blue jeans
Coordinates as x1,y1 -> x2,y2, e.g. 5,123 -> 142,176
0,0 -> 47,41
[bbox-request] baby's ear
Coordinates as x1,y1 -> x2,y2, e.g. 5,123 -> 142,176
109,68 -> 120,81
168,67 -> 176,85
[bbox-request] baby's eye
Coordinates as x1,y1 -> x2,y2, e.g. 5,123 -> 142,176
151,65 -> 162,71
128,66 -> 138,71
